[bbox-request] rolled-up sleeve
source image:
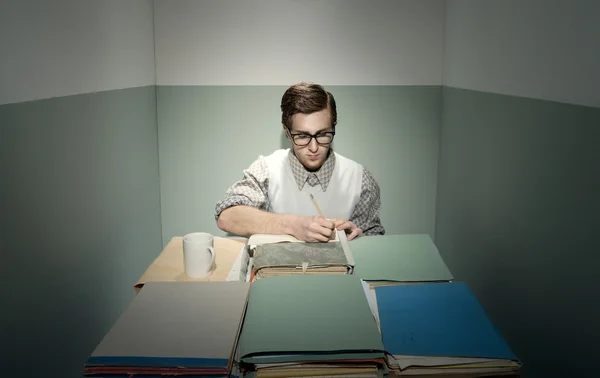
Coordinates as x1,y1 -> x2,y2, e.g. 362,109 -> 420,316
214,157 -> 270,221
350,168 -> 385,236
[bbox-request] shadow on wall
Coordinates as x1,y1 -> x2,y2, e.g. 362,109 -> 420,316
434,87 -> 600,378
280,128 -> 289,149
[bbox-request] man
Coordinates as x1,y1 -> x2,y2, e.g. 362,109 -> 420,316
215,82 -> 384,242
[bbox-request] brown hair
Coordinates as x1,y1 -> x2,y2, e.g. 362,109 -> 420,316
280,82 -> 337,130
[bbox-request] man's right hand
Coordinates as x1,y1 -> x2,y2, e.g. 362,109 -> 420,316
292,216 -> 336,242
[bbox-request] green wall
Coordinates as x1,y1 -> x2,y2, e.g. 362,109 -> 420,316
435,87 -> 600,378
157,85 -> 442,244
0,86 -> 163,378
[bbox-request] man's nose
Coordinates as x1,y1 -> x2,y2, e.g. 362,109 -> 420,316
308,138 -> 319,152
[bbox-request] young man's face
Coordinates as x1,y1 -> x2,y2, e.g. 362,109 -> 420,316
286,108 -> 334,172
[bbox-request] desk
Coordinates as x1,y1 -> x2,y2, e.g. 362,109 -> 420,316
114,235 -> 521,378
133,236 -> 247,292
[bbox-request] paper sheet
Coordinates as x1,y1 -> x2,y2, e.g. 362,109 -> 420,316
226,244 -> 251,282
360,279 -> 381,331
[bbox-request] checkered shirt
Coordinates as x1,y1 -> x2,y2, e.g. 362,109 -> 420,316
215,149 -> 385,235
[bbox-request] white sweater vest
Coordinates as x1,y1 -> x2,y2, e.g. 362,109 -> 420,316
264,149 -> 363,220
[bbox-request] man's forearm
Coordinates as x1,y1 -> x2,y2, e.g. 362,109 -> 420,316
217,206 -> 298,237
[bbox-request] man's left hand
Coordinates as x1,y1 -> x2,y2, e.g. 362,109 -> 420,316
330,219 -> 363,241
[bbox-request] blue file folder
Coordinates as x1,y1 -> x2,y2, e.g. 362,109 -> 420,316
375,282 -> 518,360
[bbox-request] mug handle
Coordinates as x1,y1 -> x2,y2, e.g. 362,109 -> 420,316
207,246 -> 216,270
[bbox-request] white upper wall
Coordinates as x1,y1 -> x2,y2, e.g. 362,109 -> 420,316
154,0 -> 445,86
444,0 -> 600,108
0,0 -> 155,105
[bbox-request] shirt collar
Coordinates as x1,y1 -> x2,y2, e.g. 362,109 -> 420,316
287,149 -> 336,192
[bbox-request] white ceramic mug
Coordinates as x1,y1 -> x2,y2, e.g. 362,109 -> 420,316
183,232 -> 216,278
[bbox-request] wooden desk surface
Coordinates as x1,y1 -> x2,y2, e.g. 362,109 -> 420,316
133,236 -> 247,293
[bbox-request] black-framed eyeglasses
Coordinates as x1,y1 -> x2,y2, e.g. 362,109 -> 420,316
287,127 -> 335,146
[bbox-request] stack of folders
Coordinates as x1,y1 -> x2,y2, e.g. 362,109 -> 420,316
247,230 -> 355,280
83,281 -> 250,377
237,274 -> 386,377
375,282 -> 521,377
351,234 -> 454,287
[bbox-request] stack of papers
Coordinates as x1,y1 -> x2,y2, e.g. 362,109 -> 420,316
375,282 -> 521,376
247,230 -> 355,280
237,274 -> 386,377
84,281 -> 250,377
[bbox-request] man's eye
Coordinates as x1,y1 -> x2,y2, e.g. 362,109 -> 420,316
295,135 -> 310,140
